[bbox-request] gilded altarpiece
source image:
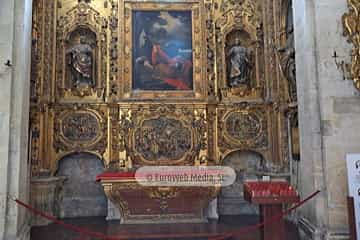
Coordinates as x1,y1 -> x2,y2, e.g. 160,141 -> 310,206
30,0 -> 299,220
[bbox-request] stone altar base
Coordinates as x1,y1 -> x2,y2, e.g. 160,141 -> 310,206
96,172 -> 219,224
30,176 -> 66,226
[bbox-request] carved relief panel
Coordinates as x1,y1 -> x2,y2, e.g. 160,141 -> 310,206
134,117 -> 192,162
118,104 -> 208,167
50,105 -> 108,173
217,104 -> 272,162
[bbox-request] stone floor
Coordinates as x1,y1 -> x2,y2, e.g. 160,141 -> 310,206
30,215 -> 299,240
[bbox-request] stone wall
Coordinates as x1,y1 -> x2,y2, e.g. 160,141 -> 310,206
0,0 -> 16,237
218,151 -> 262,215
293,0 -> 355,239
56,153 -> 107,218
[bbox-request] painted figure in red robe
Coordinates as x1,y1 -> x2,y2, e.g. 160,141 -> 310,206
136,43 -> 192,90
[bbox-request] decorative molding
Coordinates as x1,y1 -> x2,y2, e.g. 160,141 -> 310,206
108,0 -> 120,99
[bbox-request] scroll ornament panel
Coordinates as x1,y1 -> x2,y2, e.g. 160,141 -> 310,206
53,106 -> 107,160
218,106 -> 269,154
118,105 -> 208,167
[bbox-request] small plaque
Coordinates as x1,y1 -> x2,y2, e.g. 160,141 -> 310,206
346,153 -> 360,239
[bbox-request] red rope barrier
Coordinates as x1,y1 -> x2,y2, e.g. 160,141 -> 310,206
12,190 -> 320,240
209,190 -> 321,240
14,199 -> 121,240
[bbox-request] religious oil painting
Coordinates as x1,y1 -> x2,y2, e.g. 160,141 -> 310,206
132,10 -> 193,91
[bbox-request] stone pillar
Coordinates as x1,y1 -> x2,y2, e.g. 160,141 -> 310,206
293,0 -> 327,238
293,0 -> 354,239
0,0 -> 16,238
0,0 -> 33,239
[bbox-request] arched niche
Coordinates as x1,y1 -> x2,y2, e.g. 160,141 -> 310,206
215,5 -> 264,100
56,2 -> 107,100
55,152 -> 107,218
218,150 -> 264,216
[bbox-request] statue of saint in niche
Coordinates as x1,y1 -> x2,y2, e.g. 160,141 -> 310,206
67,36 -> 94,88
278,28 -> 296,100
227,38 -> 252,88
278,0 -> 297,101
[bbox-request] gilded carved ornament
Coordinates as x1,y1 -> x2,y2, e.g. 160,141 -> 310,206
343,0 -> 360,90
118,105 -> 208,168
29,0 -> 294,176
52,105 -> 108,173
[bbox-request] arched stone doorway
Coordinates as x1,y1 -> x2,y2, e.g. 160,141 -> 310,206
56,153 -> 107,218
218,150 -> 264,216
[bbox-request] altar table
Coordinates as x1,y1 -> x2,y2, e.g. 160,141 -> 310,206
96,172 -> 219,224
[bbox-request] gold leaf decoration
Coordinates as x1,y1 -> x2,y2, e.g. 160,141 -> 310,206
343,0 -> 360,90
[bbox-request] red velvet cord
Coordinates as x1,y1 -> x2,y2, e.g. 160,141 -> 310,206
14,199 -> 121,240
13,190 -> 320,240
208,190 -> 321,240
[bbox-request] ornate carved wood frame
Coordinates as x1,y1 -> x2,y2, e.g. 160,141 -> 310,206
56,2 -> 108,102
121,1 -> 207,100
